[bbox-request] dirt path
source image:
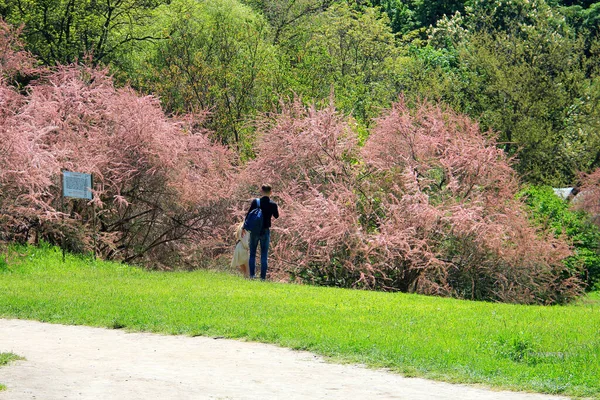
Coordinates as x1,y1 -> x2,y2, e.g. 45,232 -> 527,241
0,319 -> 569,400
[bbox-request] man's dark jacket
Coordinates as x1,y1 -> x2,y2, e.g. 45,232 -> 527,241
246,196 -> 279,230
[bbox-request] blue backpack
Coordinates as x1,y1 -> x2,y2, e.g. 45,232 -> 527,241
243,198 -> 264,235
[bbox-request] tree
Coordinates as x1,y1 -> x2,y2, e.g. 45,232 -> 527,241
241,0 -> 332,43
283,3 -> 401,125
117,0 -> 279,148
369,0 -> 417,33
1,0 -> 164,65
562,2 -> 600,37
421,0 -> 600,185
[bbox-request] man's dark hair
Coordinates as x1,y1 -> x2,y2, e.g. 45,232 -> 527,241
261,184 -> 272,193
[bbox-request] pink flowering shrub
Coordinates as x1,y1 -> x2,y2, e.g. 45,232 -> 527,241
1,21 -> 235,265
235,100 -> 367,283
0,20 -> 36,81
239,98 -> 582,303
577,168 -> 600,226
362,100 -> 579,303
1,19 -> 56,246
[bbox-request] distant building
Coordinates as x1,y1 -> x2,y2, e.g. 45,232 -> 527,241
553,187 -> 599,226
553,187 -> 575,201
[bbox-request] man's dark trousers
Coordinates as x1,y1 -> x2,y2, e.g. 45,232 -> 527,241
249,229 -> 270,280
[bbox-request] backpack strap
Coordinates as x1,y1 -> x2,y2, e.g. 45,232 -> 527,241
256,198 -> 261,209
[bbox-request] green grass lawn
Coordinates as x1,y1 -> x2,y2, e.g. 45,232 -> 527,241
1,244 -> 599,398
0,352 -> 23,391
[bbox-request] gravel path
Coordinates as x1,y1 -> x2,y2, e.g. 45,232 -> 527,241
0,319 -> 569,400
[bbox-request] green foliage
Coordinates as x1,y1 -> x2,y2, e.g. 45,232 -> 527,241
370,0 -> 467,33
0,0 -> 164,65
408,0 -> 466,28
560,0 -> 598,6
421,0 -> 600,185
407,45 -> 458,71
114,0 -> 279,146
240,0 -> 332,43
370,0 -> 417,33
562,2 -> 600,35
518,186 -> 600,290
561,2 -> 600,56
282,3 -> 401,124
1,244 -> 600,397
0,352 -> 22,366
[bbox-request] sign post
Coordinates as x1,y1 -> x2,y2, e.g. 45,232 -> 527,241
61,171 -> 94,262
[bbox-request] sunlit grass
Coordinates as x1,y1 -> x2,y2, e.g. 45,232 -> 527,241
1,244 -> 599,398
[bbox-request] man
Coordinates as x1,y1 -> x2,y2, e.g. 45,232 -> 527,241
245,184 -> 279,280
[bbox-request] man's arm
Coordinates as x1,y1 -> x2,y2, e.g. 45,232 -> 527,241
242,200 -> 257,234
245,199 -> 257,219
273,203 -> 279,219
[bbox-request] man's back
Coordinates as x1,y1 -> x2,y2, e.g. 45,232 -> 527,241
247,196 -> 279,230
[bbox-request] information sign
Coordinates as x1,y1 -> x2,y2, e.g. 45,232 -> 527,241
62,171 -> 93,200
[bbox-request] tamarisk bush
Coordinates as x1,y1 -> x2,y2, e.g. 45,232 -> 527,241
242,98 -> 582,303
577,168 -> 600,226
1,19 -> 56,245
0,21 -> 35,82
575,168 -> 600,288
363,100 -> 580,304
237,100 -> 367,284
1,20 -> 236,266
